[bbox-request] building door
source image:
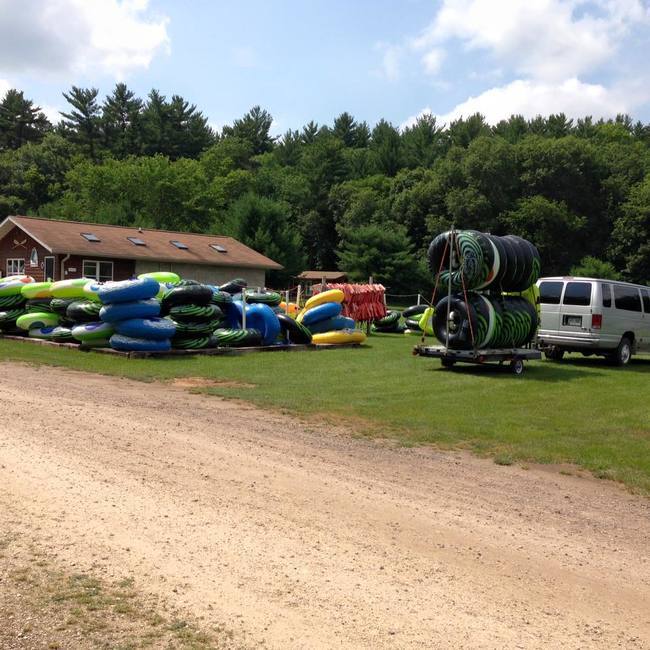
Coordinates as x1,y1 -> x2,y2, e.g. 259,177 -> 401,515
44,256 -> 55,281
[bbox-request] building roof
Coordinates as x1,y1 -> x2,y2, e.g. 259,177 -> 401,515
0,216 -> 282,270
297,270 -> 348,281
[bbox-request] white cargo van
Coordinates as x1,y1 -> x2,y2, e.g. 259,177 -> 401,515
537,276 -> 650,365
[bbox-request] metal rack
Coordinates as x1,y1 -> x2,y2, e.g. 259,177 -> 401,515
413,227 -> 541,375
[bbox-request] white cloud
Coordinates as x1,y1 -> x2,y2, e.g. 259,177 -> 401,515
415,0 -> 649,81
376,43 -> 402,81
39,104 -> 64,125
401,77 -> 639,129
0,78 -> 11,97
421,48 -> 445,75
0,0 -> 170,80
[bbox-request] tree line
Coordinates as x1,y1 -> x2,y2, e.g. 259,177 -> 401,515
1,84 -> 649,290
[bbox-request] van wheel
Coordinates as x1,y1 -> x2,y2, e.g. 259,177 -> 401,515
609,337 -> 632,366
545,348 -> 564,361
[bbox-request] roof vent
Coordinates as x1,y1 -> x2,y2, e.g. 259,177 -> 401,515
127,236 -> 146,246
170,240 -> 188,250
81,232 -> 100,242
210,244 -> 228,253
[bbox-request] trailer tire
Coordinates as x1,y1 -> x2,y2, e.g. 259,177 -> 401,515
544,348 -> 565,361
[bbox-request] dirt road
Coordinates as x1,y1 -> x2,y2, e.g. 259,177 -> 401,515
0,362 -> 648,649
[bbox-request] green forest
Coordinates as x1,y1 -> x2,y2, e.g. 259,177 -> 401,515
1,84 -> 649,290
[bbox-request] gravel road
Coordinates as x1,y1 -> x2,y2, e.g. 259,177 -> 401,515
0,362 -> 648,648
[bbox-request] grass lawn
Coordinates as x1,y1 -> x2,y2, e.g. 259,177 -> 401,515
1,335 -> 649,493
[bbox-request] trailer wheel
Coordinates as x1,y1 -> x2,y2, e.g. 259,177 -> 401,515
510,359 -> 524,376
441,358 -> 456,368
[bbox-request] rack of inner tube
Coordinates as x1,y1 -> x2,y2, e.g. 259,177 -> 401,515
412,226 -> 542,375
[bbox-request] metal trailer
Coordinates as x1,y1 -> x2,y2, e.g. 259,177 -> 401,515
413,344 -> 542,375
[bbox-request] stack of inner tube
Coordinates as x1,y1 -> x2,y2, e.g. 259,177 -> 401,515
433,293 -> 538,350
428,230 -> 540,292
372,310 -> 402,333
0,277 -> 34,334
161,282 -> 224,350
97,278 -> 175,352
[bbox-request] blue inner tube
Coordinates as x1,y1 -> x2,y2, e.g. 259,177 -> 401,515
301,302 -> 342,325
100,298 -> 161,322
228,301 -> 281,345
109,334 -> 172,352
307,315 -> 355,334
98,278 -> 160,304
115,317 -> 177,340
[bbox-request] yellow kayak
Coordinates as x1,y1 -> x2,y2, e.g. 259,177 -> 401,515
312,329 -> 366,345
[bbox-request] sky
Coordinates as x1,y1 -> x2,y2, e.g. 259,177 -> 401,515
0,0 -> 649,134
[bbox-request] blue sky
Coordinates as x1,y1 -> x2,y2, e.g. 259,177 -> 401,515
1,0 -> 649,134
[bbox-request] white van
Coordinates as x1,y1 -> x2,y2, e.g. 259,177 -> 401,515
537,276 -> 650,365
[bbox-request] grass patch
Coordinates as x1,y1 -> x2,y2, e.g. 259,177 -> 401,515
1,336 -> 650,492
0,531 -> 228,649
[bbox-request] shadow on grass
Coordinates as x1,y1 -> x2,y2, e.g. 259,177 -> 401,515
425,362 -> 601,382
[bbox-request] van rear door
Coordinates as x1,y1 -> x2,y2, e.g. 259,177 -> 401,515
559,281 -> 593,336
538,280 -> 564,331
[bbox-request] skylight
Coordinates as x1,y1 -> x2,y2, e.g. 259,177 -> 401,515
127,237 -> 146,246
210,244 -> 228,253
170,240 -> 188,250
81,232 -> 100,242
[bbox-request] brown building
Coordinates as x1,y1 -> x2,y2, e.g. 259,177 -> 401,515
0,216 -> 282,286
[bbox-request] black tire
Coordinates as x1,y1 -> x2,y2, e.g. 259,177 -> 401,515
441,358 -> 455,368
609,337 -> 632,366
402,304 -> 428,318
544,348 -> 565,361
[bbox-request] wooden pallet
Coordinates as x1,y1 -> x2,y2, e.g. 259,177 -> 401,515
0,335 -> 362,359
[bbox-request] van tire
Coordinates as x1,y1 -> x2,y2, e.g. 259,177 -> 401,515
545,348 -> 565,361
609,337 -> 632,366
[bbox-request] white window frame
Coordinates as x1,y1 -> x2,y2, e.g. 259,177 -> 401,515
82,259 -> 114,282
6,258 -> 25,276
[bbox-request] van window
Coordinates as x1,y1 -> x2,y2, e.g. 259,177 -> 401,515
602,283 -> 612,308
613,285 -> 642,312
539,281 -> 564,304
563,282 -> 591,306
642,288 -> 650,314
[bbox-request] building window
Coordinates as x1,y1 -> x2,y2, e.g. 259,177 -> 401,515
127,237 -> 146,246
83,260 -> 113,282
81,232 -> 101,242
170,240 -> 188,249
7,258 -> 25,276
30,247 -> 39,267
210,244 -> 227,253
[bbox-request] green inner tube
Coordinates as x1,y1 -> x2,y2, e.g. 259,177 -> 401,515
171,318 -> 224,337
50,298 -> 77,315
374,310 -> 400,328
0,294 -> 26,309
0,308 -> 27,324
210,291 -> 233,305
169,303 -> 222,323
213,328 -> 263,347
244,290 -> 282,306
25,299 -> 55,313
67,300 -> 102,323
172,336 -> 216,350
